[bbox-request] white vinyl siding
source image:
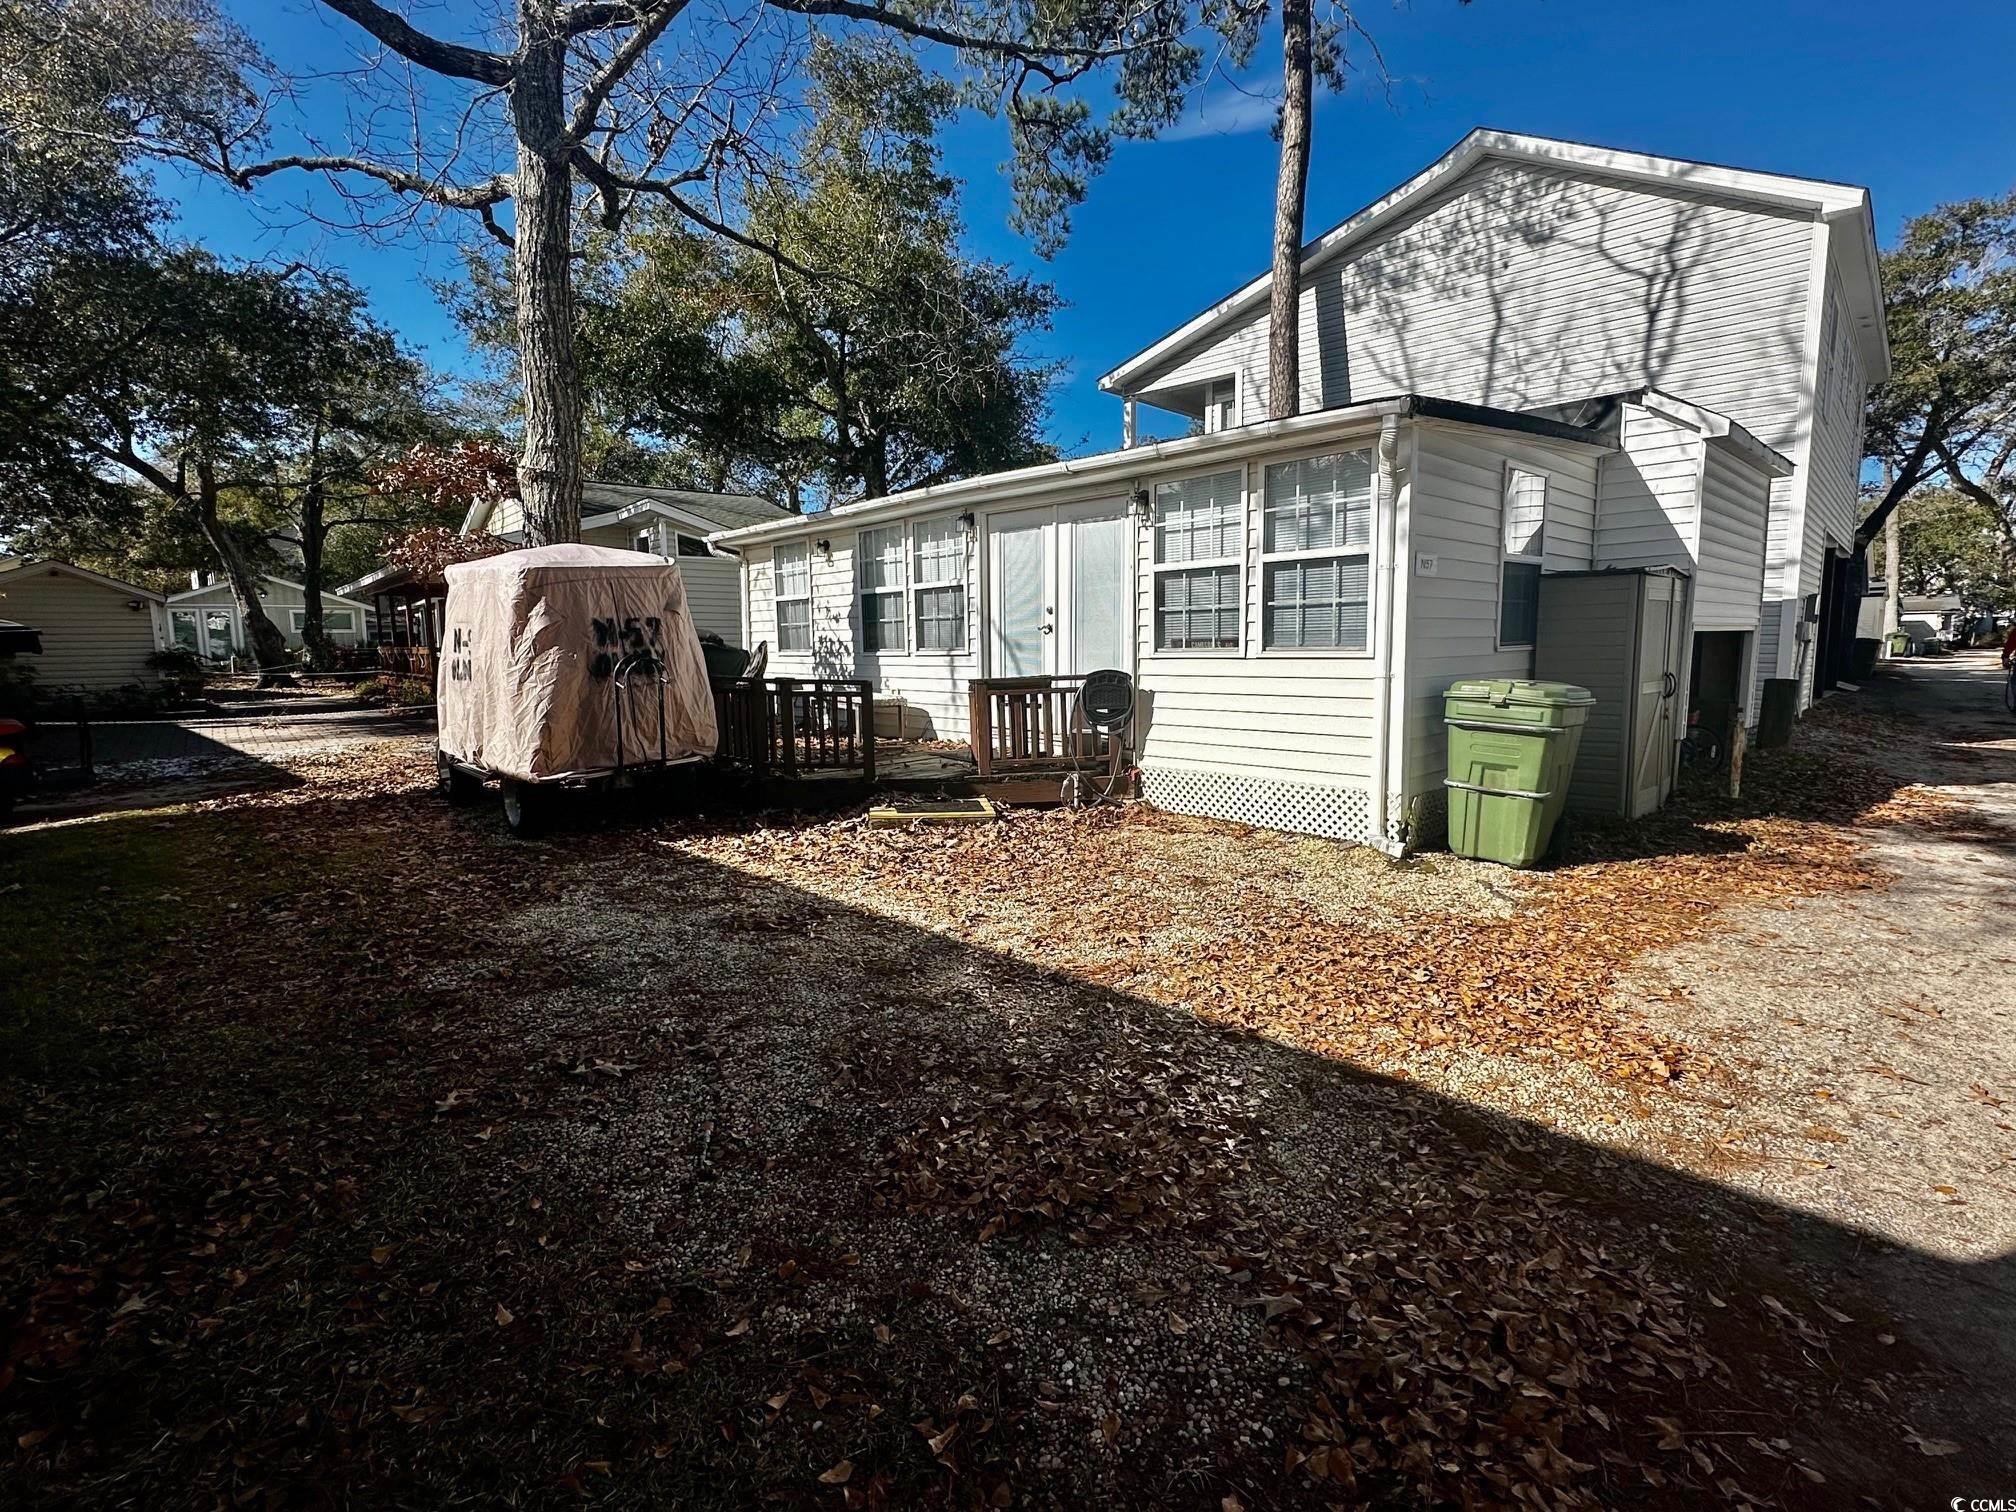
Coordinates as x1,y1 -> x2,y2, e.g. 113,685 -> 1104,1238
0,567 -> 162,691
676,554 -> 744,643
1130,430 -> 1388,792
1151,470 -> 1242,651
1593,403 -> 1775,640
774,542 -> 812,652
1695,445 -> 1773,633
1136,160 -> 1815,460
1402,424 -> 1601,803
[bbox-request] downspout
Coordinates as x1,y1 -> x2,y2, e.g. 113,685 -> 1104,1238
1368,414 -> 1404,855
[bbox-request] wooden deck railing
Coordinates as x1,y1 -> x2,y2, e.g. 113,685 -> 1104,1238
370,645 -> 438,681
967,675 -> 1115,777
713,677 -> 876,780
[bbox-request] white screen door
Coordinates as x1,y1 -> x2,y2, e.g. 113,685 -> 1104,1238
986,501 -> 1130,678
990,508 -> 1052,677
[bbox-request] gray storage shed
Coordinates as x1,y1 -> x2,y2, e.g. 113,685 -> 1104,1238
1533,567 -> 1690,819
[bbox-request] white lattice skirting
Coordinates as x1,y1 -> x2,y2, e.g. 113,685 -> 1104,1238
1141,765 -> 1382,845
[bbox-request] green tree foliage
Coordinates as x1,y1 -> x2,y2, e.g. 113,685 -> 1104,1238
455,41 -> 1061,509
0,0 -> 262,285
1876,489 -> 2015,614
0,250 -> 439,668
1861,192 -> 2016,544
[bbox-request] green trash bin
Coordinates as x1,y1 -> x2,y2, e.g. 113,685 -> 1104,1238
1443,679 -> 1594,867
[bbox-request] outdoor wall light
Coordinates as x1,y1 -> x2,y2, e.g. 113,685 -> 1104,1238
125,599 -> 144,610
816,538 -> 832,557
1130,485 -> 1153,524
957,510 -> 976,537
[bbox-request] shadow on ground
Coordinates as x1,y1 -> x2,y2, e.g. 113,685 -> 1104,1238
1,695 -> 2010,1507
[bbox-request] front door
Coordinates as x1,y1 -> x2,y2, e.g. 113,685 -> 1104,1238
170,607 -> 238,663
986,501 -> 1131,678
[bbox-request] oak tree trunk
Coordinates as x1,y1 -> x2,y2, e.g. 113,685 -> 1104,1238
1268,0 -> 1313,422
299,485 -> 333,671
298,428 -> 334,671
192,466 -> 291,676
510,1 -> 583,546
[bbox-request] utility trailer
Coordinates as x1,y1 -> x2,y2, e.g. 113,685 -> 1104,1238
433,545 -> 718,835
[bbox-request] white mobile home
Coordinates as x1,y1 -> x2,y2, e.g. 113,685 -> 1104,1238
715,392 -> 1786,850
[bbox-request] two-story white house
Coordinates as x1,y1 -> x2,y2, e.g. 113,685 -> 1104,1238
711,131 -> 1887,850
1097,129 -> 1887,720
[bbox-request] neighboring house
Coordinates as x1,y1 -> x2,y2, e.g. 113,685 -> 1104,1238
166,575 -> 376,661
1097,129 -> 1888,721
460,481 -> 791,643
1898,595 -> 1964,649
0,558 -> 166,692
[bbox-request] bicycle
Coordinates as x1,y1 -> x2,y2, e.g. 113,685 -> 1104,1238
1678,713 -> 1728,774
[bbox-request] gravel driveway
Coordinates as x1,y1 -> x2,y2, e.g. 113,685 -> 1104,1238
1605,652 -> 2016,1399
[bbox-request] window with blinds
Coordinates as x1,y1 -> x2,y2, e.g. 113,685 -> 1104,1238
857,525 -> 905,653
911,517 -> 966,651
1260,450 -> 1373,651
1499,467 -> 1546,648
1152,469 -> 1243,650
774,541 -> 812,651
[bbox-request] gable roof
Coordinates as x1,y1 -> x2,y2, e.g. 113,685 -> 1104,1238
1098,128 -> 1890,396
0,557 -> 165,601
166,574 -> 373,610
462,481 -> 789,538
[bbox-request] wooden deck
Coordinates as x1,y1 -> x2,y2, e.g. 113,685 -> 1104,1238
784,739 -> 1092,806
715,675 -> 1129,808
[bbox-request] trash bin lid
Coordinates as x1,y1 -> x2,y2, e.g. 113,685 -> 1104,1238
1444,677 -> 1594,707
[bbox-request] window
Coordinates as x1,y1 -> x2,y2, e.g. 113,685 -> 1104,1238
289,608 -> 356,635
1152,470 -> 1243,650
857,525 -> 905,653
677,534 -> 710,557
911,517 -> 966,651
774,541 -> 812,652
1203,376 -> 1237,434
1499,466 -> 1546,648
1260,451 -> 1372,650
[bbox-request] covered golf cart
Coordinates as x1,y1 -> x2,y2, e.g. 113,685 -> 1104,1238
434,544 -> 717,834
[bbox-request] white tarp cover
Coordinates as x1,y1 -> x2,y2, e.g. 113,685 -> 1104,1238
438,544 -> 717,781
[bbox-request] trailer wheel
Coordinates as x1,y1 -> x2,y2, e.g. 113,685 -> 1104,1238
501,779 -> 544,838
437,751 -> 483,806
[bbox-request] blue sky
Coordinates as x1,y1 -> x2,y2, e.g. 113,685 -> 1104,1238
176,0 -> 2016,460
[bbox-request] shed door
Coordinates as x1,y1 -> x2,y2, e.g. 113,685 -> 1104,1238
1631,575 -> 1683,816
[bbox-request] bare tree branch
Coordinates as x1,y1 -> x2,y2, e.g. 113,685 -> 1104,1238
229,153 -> 512,210
315,0 -> 515,85
568,0 -> 691,139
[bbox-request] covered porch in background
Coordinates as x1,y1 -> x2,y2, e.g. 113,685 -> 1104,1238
335,563 -> 446,681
